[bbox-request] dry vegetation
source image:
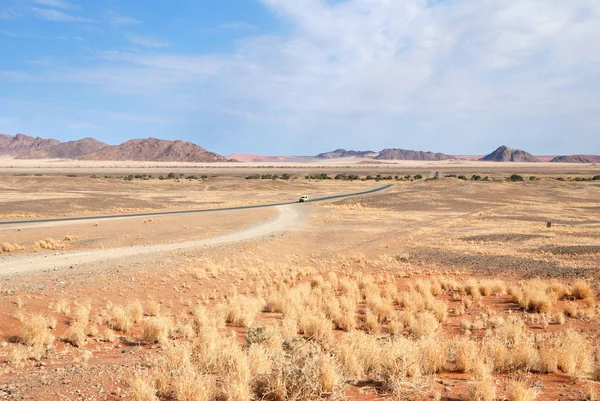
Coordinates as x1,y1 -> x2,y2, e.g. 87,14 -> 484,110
1,172 -> 600,400
7,265 -> 600,400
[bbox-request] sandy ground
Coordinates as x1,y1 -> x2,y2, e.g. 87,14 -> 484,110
0,205 -> 302,276
0,156 -> 597,176
0,166 -> 599,401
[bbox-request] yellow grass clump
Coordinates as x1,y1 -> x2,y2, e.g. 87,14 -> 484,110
21,314 -> 55,352
34,237 -> 65,250
507,380 -> 541,401
67,322 -> 87,347
2,242 -> 24,253
571,281 -> 594,300
130,376 -> 158,401
142,317 -> 170,344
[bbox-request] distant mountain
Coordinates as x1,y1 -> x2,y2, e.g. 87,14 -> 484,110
550,155 -> 592,163
81,137 -> 227,162
0,133 -> 60,157
375,148 -> 456,161
228,154 -> 290,162
18,138 -> 107,159
316,149 -> 378,159
480,146 -> 540,162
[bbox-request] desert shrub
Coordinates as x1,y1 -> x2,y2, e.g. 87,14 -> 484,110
34,238 -> 65,250
21,314 -> 55,351
455,339 -> 479,373
130,376 -> 158,401
2,242 -> 24,253
458,175 -> 467,180
509,174 -> 524,182
109,306 -> 133,332
507,380 -> 540,401
143,317 -> 170,344
258,340 -> 345,401
225,295 -> 261,327
555,329 -> 593,381
414,174 -> 423,180
145,300 -> 160,317
127,300 -> 144,323
246,327 -> 274,346
571,281 -> 593,300
467,370 -> 496,401
529,176 -> 537,181
67,322 -> 87,347
593,175 -> 600,181
471,175 -> 482,181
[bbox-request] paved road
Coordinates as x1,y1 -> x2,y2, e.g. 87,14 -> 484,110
0,184 -> 392,275
0,184 -> 392,227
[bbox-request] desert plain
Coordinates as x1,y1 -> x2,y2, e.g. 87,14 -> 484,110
0,159 -> 599,401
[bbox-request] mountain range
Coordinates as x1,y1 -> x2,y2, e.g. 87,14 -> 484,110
0,133 -> 227,162
0,133 -> 597,163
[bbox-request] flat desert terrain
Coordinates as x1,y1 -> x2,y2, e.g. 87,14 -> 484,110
0,160 -> 599,401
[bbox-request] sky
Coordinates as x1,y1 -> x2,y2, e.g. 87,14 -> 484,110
1,0 -> 599,156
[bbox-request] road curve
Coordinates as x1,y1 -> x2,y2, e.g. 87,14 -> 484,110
0,184 -> 392,275
0,184 -> 392,227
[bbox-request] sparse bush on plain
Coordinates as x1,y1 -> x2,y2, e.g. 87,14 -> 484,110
21,314 -> 55,352
2,242 -> 24,253
572,280 -> 593,300
34,237 -> 65,250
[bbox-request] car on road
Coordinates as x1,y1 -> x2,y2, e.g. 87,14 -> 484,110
298,195 -> 309,203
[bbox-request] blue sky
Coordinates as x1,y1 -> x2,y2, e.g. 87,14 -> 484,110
1,0 -> 599,156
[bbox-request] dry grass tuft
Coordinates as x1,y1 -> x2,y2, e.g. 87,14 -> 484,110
34,237 -> 65,250
109,306 -> 133,333
572,281 -> 594,300
67,322 -> 87,347
467,365 -> 496,401
142,317 -> 170,344
507,380 -> 541,401
145,300 -> 161,317
2,242 -> 24,253
21,314 -> 55,352
130,376 -> 158,401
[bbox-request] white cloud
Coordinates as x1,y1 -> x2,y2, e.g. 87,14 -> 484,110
105,11 -> 140,25
30,7 -> 93,22
125,34 -> 169,48
7,0 -> 600,152
32,0 -> 73,9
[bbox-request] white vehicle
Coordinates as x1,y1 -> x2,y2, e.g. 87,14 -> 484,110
298,195 -> 309,203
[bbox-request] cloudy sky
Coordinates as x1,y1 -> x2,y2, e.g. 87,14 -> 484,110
1,0 -> 599,155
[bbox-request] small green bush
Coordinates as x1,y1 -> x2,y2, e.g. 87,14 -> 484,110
509,174 -> 524,182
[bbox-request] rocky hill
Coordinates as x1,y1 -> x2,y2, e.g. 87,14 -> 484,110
316,149 -> 378,159
480,146 -> 540,162
18,138 -> 107,159
81,138 -> 227,162
0,133 -> 60,157
550,155 -> 592,163
375,148 -> 456,161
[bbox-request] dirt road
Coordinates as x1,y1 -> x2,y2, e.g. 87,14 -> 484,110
0,205 -> 301,276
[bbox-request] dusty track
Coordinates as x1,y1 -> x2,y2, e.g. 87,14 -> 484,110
0,184 -> 393,227
0,205 -> 300,276
0,185 -> 392,275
